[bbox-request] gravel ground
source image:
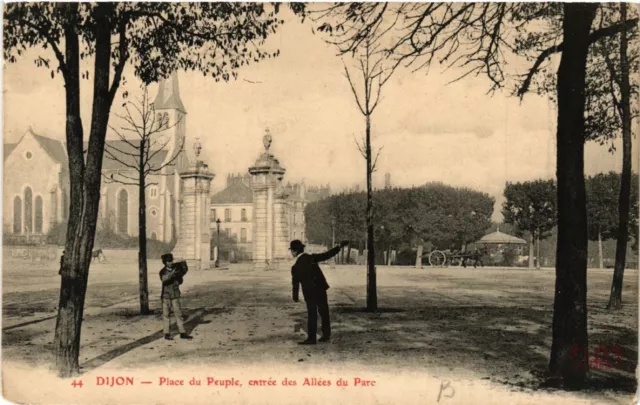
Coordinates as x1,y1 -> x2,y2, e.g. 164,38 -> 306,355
2,259 -> 637,404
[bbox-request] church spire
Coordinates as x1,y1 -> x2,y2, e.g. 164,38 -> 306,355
154,73 -> 187,114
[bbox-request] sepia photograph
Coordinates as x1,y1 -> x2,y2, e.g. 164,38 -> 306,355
2,2 -> 638,404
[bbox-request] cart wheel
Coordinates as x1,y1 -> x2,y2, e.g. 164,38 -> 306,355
429,250 -> 447,267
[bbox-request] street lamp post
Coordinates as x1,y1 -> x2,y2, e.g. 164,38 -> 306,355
215,218 -> 221,268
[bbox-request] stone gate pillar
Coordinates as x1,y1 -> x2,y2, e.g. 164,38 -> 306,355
172,140 -> 215,270
249,130 -> 289,270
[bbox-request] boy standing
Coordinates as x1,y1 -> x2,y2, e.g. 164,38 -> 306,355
159,253 -> 193,340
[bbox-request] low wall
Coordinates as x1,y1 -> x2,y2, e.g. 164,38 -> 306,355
3,244 -> 60,262
1,245 -> 158,266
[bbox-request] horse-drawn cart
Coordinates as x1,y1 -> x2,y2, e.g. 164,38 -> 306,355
424,250 -> 481,267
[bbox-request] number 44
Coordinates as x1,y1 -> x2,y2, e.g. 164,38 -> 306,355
71,380 -> 84,388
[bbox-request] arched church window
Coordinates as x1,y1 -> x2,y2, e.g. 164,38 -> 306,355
151,232 -> 157,240
156,113 -> 163,130
162,113 -> 169,129
13,196 -> 22,234
117,189 -> 128,235
24,187 -> 33,233
35,196 -> 43,233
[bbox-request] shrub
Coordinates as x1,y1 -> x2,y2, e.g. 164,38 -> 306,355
500,246 -> 520,267
46,219 -> 175,259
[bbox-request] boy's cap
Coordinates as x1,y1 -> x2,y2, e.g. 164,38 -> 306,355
161,253 -> 174,263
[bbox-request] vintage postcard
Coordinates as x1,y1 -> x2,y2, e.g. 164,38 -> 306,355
2,2 -> 638,405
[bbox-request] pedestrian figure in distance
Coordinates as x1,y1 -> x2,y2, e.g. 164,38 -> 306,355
472,248 -> 484,268
159,253 -> 193,341
291,239 -> 349,345
58,250 -> 65,275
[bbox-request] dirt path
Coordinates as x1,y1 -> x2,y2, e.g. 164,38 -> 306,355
2,264 -> 637,404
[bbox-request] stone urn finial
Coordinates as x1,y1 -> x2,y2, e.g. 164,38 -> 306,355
263,129 -> 272,152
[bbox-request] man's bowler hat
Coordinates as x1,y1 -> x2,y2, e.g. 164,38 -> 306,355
161,253 -> 174,264
289,240 -> 305,252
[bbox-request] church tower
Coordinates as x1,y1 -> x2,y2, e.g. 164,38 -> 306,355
153,74 -> 187,165
153,73 -> 188,243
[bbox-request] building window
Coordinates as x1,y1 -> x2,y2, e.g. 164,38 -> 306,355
151,232 -> 157,240
149,186 -> 158,199
241,208 -> 247,221
241,228 -> 247,243
162,112 -> 169,129
24,187 -> 33,233
212,209 -> 217,221
225,228 -> 231,237
156,113 -> 163,130
13,196 -> 21,234
293,214 -> 297,225
293,231 -> 297,239
225,208 -> 231,222
25,151 -> 33,160
117,189 -> 128,235
34,196 -> 43,233
150,207 -> 158,217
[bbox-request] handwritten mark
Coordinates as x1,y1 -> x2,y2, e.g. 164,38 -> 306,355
437,380 -> 455,402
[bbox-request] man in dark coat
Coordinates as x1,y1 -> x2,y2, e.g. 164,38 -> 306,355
159,253 -> 193,341
291,239 -> 349,345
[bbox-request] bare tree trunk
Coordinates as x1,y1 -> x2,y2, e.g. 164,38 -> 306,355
365,113 -> 377,312
415,241 -> 423,269
54,3 -> 114,377
608,2 -> 632,310
598,229 -> 604,269
528,232 -> 535,268
138,141 -> 150,315
536,235 -> 541,269
548,2 -> 596,387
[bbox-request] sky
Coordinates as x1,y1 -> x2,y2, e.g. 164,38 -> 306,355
3,10 -> 637,222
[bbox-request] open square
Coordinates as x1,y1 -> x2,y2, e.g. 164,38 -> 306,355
3,258 -> 637,404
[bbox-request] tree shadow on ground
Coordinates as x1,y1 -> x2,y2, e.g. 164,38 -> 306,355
80,307 -> 226,374
270,286 -> 637,396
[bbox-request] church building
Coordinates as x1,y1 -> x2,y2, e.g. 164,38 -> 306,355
3,75 -> 190,243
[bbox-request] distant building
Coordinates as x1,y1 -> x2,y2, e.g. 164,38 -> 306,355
210,173 -> 254,254
306,184 -> 332,202
210,173 -> 331,259
385,172 -> 392,189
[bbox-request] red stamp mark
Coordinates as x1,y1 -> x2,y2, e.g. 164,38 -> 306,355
569,344 -> 623,370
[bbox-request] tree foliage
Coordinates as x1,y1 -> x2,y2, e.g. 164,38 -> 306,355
502,180 -> 557,240
586,172 -> 639,241
4,3 -> 285,84
305,184 -> 494,251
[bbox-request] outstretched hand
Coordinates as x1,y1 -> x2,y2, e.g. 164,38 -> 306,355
339,240 -> 349,248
